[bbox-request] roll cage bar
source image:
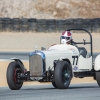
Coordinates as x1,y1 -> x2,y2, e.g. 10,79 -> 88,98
66,29 -> 93,57
60,28 -> 93,69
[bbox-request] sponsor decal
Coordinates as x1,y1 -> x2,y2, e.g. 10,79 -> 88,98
70,48 -> 77,54
73,66 -> 78,71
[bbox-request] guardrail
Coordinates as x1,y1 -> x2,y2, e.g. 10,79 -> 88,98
0,18 -> 100,33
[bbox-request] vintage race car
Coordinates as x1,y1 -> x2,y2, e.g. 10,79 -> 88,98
6,29 -> 100,90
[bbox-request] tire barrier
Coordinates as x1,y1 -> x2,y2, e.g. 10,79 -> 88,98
73,18 -> 83,33
56,19 -> 66,32
91,18 -> 100,33
28,18 -> 37,32
11,18 -> 20,32
20,18 -> 29,32
82,19 -> 92,33
0,17 -> 100,33
36,19 -> 46,32
66,19 -> 74,33
46,19 -> 56,32
0,18 -> 3,32
2,18 -> 11,32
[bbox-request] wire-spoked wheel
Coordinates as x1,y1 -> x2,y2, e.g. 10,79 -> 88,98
54,61 -> 72,89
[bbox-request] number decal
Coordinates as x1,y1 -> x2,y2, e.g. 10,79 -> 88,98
72,56 -> 75,65
72,56 -> 78,65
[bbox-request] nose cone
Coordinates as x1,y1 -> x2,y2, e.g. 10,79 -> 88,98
61,39 -> 66,44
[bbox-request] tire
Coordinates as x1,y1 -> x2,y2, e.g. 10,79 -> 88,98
56,19 -> 66,32
91,18 -> 100,33
52,80 -> 57,88
28,18 -> 37,22
20,18 -> 29,32
54,61 -> 72,89
0,24 -> 3,32
28,22 -> 36,32
2,18 -> 11,24
2,18 -> 11,32
6,61 -> 23,90
36,19 -> 47,32
11,18 -> 20,32
28,19 -> 37,32
73,18 -> 83,33
3,24 -> 11,32
11,25 -> 20,32
96,71 -> 100,86
46,19 -> 56,32
82,19 -> 92,33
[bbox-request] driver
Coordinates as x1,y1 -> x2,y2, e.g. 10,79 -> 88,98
60,30 -> 74,45
60,30 -> 87,58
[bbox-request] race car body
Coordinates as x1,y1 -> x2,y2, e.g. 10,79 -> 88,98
29,44 -> 79,77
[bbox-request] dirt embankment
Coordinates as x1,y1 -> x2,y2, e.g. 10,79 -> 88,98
0,0 -> 100,19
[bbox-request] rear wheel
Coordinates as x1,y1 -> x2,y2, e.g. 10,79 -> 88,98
54,61 -> 72,89
6,61 -> 23,90
96,71 -> 100,86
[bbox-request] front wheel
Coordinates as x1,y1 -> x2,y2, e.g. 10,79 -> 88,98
6,61 -> 23,90
54,61 -> 72,89
52,80 -> 57,88
96,71 -> 100,86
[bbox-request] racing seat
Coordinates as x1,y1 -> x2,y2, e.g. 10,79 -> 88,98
78,47 -> 87,58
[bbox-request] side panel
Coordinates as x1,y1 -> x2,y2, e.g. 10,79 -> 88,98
45,53 -> 72,70
45,44 -> 80,70
94,54 -> 100,71
78,55 -> 92,70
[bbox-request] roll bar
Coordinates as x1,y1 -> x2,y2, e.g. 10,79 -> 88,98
66,29 -> 93,62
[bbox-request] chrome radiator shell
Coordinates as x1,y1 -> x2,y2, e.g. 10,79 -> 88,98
29,51 -> 45,77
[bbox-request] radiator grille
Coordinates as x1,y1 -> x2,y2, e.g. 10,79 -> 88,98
29,54 -> 43,76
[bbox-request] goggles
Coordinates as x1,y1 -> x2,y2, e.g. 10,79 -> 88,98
61,36 -> 70,40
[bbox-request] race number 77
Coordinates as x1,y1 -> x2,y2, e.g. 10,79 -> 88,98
72,56 -> 78,65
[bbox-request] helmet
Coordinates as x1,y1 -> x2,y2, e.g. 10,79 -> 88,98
61,31 -> 72,44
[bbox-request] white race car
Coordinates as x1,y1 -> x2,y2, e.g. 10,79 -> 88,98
6,29 -> 100,90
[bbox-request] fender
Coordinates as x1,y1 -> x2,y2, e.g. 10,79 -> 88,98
10,58 -> 25,72
94,54 -> 100,71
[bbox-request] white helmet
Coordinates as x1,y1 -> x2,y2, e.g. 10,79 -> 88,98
61,31 -> 72,44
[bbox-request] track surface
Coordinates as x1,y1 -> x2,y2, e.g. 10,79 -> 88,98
0,52 -> 99,61
0,83 -> 100,100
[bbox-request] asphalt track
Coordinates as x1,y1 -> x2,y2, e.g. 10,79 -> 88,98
0,83 -> 100,100
0,52 -> 99,61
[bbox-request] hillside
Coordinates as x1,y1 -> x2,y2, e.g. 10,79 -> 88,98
0,0 -> 100,19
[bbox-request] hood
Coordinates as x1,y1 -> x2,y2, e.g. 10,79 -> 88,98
48,44 -> 79,54
30,44 -> 79,56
